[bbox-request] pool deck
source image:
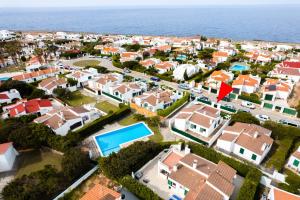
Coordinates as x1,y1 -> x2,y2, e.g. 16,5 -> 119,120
93,122 -> 154,157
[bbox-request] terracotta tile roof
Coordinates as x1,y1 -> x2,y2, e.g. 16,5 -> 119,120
232,74 -> 260,87
185,184 -> 223,200
263,79 -> 291,93
169,165 -> 206,189
155,62 -> 174,70
213,51 -> 229,58
180,154 -> 216,176
218,133 -> 238,142
80,184 -> 121,200
207,171 -> 234,196
279,61 -> 300,69
0,142 -> 13,154
39,77 -> 66,90
12,68 -> 59,81
272,187 -> 300,200
162,151 -> 184,170
189,113 -> 212,129
210,70 -> 232,82
272,67 -> 300,76
140,59 -> 156,67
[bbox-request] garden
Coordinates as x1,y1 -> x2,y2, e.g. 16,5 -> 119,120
73,60 -> 100,67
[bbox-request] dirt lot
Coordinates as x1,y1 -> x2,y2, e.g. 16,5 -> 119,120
288,82 -> 300,108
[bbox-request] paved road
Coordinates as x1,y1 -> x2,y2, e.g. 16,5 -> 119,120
63,56 -> 300,125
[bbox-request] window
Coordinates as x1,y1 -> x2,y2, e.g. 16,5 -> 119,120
251,154 -> 257,161
190,124 -> 196,129
184,189 -> 188,195
239,148 -> 244,154
200,127 -> 206,132
293,159 -> 300,167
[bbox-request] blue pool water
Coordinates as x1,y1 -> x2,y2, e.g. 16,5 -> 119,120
230,64 -> 250,71
94,122 -> 153,156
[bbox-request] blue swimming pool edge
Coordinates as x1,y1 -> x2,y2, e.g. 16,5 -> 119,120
229,62 -> 250,71
93,122 -> 154,157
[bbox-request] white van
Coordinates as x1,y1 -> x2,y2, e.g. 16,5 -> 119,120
241,101 -> 256,109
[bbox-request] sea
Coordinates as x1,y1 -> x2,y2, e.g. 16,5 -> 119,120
0,5 -> 300,43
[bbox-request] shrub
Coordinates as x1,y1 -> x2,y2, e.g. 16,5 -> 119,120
236,168 -> 262,200
238,93 -> 261,104
231,112 -> 260,125
99,141 -> 163,180
119,176 -> 162,200
158,93 -> 190,117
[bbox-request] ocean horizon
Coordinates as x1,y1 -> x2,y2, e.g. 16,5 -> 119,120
1,5 -> 300,43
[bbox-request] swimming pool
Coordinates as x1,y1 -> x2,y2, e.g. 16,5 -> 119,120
94,122 -> 153,156
230,64 -> 250,71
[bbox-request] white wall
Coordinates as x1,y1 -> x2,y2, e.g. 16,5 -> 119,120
0,146 -> 18,172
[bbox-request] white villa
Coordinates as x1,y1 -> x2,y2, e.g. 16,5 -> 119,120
0,142 -> 18,172
88,73 -> 123,95
0,89 -> 21,105
171,104 -> 226,146
232,74 -> 261,95
38,77 -> 69,95
158,144 -> 236,200
34,106 -> 101,136
216,122 -> 273,165
262,79 -> 293,101
66,68 -> 99,87
133,90 -> 183,113
173,64 -> 200,81
207,70 -> 234,89
287,146 -> 300,173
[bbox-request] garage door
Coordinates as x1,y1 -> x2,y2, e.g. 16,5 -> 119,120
264,94 -> 273,101
263,102 -> 273,109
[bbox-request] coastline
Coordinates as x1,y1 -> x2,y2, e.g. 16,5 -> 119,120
12,30 -> 300,46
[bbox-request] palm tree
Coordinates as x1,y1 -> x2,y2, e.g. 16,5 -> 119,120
4,40 -> 22,65
33,48 -> 44,64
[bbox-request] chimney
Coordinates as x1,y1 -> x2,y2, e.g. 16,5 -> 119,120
192,159 -> 198,169
184,145 -> 191,155
254,131 -> 259,138
173,164 -> 178,172
261,143 -> 267,151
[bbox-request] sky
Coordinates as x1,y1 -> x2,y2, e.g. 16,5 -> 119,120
1,0 -> 299,7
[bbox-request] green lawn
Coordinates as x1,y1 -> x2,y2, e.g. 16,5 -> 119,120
118,115 -> 163,142
95,101 -> 119,113
66,91 -> 96,106
73,60 -> 100,67
16,149 -> 63,178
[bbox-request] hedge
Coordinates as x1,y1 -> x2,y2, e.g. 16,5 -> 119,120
75,106 -> 131,137
236,168 -> 262,200
238,93 -> 261,104
157,93 -> 190,117
120,176 -> 162,200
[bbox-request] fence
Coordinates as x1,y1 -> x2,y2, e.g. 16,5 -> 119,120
102,91 -> 122,102
53,166 -> 99,200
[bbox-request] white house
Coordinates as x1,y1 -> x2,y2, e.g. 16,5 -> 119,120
268,186 -> 300,200
0,142 -> 18,172
105,81 -> 147,103
158,144 -> 236,200
34,106 -> 101,136
262,79 -> 293,101
38,77 -> 69,95
133,90 -> 183,113
139,58 -> 161,68
287,146 -> 300,173
2,98 -> 53,118
268,67 -> 300,83
206,70 -> 234,89
12,68 -> 61,83
173,64 -> 200,81
216,122 -> 273,165
0,30 -> 15,41
171,104 -> 225,146
88,73 -> 123,95
120,52 -> 141,63
0,89 -> 22,105
154,61 -> 177,74
66,68 -> 99,87
212,51 -> 230,64
232,74 -> 261,95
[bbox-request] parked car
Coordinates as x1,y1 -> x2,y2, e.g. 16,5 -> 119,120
279,119 -> 299,127
169,194 -> 182,200
255,114 -> 270,122
224,104 -> 236,110
150,76 -> 160,82
241,101 -> 256,109
198,96 -> 210,102
178,83 -> 190,90
238,109 -> 250,113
